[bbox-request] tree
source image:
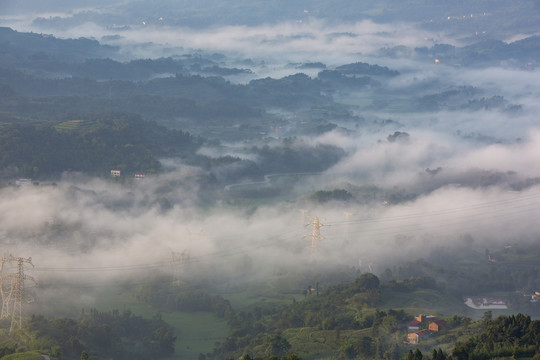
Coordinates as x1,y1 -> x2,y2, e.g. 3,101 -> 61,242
374,338 -> 383,359
80,350 -> 89,360
339,341 -> 357,359
384,344 -> 400,360
282,352 -> 301,360
481,310 -> 492,326
354,273 -> 380,292
150,326 -> 176,356
358,336 -> 373,357
406,348 -> 424,360
432,348 -> 447,360
382,315 -> 398,333
264,333 -> 291,358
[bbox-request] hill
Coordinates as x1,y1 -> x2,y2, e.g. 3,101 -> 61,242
21,1 -> 540,39
0,112 -> 200,179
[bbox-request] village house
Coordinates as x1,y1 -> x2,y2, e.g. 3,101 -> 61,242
407,319 -> 421,332
408,313 -> 441,332
407,329 -> 432,344
110,169 -> 121,177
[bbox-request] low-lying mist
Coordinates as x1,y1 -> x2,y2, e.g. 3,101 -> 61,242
1,13 -> 451,65
2,116 -> 540,314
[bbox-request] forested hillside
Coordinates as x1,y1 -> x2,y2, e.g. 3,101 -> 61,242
0,112 -> 200,178
0,309 -> 175,360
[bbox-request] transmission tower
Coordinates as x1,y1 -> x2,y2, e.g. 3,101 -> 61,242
0,255 -> 15,320
170,250 -> 190,286
304,216 -> 325,253
0,278 -> 12,321
0,255 -> 35,332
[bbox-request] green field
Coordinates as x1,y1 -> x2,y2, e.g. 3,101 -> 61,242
284,327 -> 373,359
381,288 -> 469,316
54,120 -> 97,132
162,311 -> 228,360
93,288 -> 229,360
0,351 -> 45,360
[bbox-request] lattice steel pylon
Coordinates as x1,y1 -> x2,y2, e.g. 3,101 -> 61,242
304,216 -> 325,253
0,254 -> 35,333
170,250 -> 190,286
0,254 -> 13,319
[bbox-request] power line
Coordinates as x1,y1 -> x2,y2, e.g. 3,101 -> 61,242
328,191 -> 540,227
339,200 -> 540,239
20,190 -> 540,274
33,229 -> 305,274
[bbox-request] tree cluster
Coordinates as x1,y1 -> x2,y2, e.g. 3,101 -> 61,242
0,111 -> 200,178
135,277 -> 234,320
2,309 -> 175,360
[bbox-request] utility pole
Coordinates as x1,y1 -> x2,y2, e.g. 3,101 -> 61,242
304,216 -> 324,253
0,254 -> 35,332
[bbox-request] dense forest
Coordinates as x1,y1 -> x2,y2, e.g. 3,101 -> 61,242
0,309 -> 175,360
0,112 -> 199,178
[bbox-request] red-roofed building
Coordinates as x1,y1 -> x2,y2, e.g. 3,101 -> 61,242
407,319 -> 421,332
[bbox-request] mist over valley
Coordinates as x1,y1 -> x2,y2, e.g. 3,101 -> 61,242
1,1 -> 540,359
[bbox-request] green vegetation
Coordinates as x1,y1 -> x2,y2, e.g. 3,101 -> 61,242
211,273 -> 393,358
0,112 -> 199,178
1,254 -> 540,359
397,313 -> 540,359
163,312 -> 228,360
3,18 -> 540,360
253,141 -> 345,174
91,287 -> 230,360
195,244 -> 540,359
451,313 -> 540,359
135,278 -> 234,320
0,310 -> 175,360
0,351 -> 44,360
309,189 -> 353,203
